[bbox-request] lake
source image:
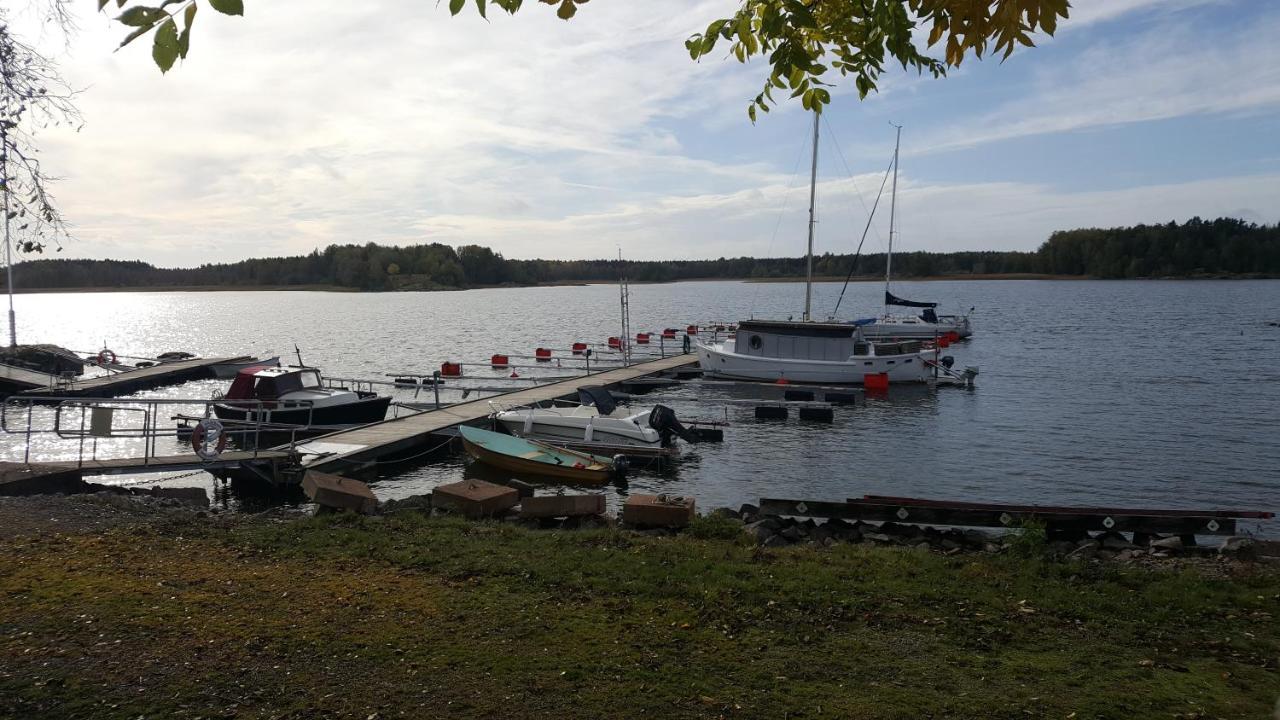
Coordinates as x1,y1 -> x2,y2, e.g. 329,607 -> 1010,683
4,279 -> 1279,532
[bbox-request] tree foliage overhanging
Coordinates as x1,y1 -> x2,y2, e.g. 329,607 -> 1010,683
6,218 -> 1277,292
105,0 -> 1069,116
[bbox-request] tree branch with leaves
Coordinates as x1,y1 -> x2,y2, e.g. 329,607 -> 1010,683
104,0 -> 1069,119
0,13 -> 81,255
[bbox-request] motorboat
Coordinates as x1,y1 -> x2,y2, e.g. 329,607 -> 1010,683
491,386 -> 697,449
460,425 -> 615,483
697,320 -> 933,384
213,365 -> 391,430
694,115 -> 940,386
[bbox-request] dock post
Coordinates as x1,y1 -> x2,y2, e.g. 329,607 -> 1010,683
433,371 -> 441,409
584,349 -> 591,374
659,335 -> 665,358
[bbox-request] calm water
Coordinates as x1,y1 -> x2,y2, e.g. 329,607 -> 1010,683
4,280 -> 1279,533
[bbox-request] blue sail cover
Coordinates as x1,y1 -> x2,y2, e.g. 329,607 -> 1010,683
885,291 -> 938,309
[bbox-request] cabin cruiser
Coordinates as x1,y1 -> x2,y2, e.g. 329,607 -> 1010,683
697,320 -> 933,384
213,365 -> 390,430
492,386 -> 696,449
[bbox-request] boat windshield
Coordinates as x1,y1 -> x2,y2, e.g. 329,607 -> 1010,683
298,370 -> 322,388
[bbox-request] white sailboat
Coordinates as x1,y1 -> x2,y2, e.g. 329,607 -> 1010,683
857,126 -> 974,340
695,114 -> 935,385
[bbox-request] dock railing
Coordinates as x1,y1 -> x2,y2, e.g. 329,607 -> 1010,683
1,396 -> 320,469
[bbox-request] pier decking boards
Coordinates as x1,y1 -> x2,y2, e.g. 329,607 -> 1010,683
22,451 -> 294,476
17,356 -> 250,399
0,363 -> 60,393
293,353 -> 699,474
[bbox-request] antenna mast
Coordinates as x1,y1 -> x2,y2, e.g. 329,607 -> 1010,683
884,123 -> 901,314
803,111 -> 820,322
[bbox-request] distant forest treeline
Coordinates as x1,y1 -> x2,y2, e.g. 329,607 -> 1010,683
5,217 -> 1277,291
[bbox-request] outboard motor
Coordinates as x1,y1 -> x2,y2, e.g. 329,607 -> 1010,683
611,454 -> 630,477
941,355 -> 955,369
648,404 -> 699,446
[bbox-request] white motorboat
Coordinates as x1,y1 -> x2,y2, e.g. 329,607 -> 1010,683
492,386 -> 696,449
695,115 -> 940,386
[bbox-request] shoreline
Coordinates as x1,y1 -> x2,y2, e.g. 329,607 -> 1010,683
6,272 -> 1276,294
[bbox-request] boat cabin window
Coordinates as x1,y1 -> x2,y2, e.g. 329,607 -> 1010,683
298,370 -> 322,388
749,335 -> 763,350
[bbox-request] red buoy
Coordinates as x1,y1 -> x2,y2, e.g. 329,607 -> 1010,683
607,336 -> 622,349
662,328 -> 677,339
490,354 -> 509,368
571,342 -> 588,355
535,347 -> 552,362
863,372 -> 889,391
441,361 -> 463,377
947,330 -> 961,343
938,337 -> 951,349
635,333 -> 650,344
686,325 -> 698,336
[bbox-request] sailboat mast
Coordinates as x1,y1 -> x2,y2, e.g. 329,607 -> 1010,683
884,123 -> 901,313
803,111 -> 819,322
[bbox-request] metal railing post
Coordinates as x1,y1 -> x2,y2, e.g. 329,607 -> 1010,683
433,371 -> 441,410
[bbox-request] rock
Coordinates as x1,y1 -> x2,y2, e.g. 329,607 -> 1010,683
762,535 -> 790,548
914,541 -> 931,551
1218,537 -> 1257,560
744,520 -> 776,544
1066,540 -> 1100,561
983,542 -> 1004,554
824,518 -> 852,532
710,506 -> 740,520
863,532 -> 892,544
1097,532 -> 1136,551
780,525 -> 804,541
1047,541 -> 1076,556
738,503 -> 760,522
939,538 -> 962,552
1150,536 -> 1183,551
809,524 -> 834,544
379,494 -> 433,515
1096,549 -> 1118,561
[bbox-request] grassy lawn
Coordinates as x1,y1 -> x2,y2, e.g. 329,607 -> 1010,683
1,512 -> 1277,719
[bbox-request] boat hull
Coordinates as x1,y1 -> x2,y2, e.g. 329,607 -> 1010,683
495,413 -> 660,449
460,426 -> 613,484
696,341 -> 932,384
213,395 -> 391,429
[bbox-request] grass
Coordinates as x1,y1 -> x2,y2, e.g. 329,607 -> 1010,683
1,512 -> 1277,719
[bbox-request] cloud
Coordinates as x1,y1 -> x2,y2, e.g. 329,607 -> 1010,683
915,3 -> 1280,153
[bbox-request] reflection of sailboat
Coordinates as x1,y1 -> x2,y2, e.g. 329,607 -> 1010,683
858,126 -> 974,340
695,114 -> 933,385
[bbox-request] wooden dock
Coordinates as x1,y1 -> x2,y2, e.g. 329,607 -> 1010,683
28,450 -> 294,476
292,353 -> 699,475
0,363 -> 60,394
18,356 -> 250,399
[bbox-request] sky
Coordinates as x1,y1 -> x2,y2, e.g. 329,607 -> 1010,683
8,0 -> 1280,267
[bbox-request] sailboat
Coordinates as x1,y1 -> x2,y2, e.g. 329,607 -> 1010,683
694,115 -> 934,385
857,126 -> 974,340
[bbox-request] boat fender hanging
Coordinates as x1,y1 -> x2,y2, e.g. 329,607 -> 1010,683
97,348 -> 117,365
584,420 -> 594,442
191,418 -> 227,460
523,413 -> 534,434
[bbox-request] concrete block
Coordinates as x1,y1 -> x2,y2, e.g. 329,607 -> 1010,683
302,471 -> 378,515
0,462 -> 85,496
520,493 -> 606,519
433,478 -> 519,518
622,494 -> 695,528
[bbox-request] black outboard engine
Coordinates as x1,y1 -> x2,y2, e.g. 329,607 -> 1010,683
648,404 -> 698,446
941,355 -> 955,369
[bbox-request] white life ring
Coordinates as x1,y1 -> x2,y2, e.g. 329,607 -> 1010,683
191,418 -> 227,460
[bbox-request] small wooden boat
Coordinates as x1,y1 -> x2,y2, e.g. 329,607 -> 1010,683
459,425 -> 614,484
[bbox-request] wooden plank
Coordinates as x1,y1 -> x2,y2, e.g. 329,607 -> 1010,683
32,450 -> 291,475
759,498 -> 1241,536
20,356 -> 250,398
297,354 -> 698,473
856,495 -> 1274,520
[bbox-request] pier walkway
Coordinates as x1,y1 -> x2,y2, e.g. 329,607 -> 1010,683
0,364 -> 59,394
21,451 -> 294,476
18,356 -> 249,399
293,353 -> 699,474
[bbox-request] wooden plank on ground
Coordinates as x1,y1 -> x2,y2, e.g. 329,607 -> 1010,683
759,498 -> 1244,536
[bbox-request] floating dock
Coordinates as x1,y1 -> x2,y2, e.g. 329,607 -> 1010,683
0,363 -> 61,394
17,356 -> 250,399
19,450 -> 295,476
291,353 -> 699,475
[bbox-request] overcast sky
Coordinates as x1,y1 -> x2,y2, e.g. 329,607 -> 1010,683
10,0 -> 1280,267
